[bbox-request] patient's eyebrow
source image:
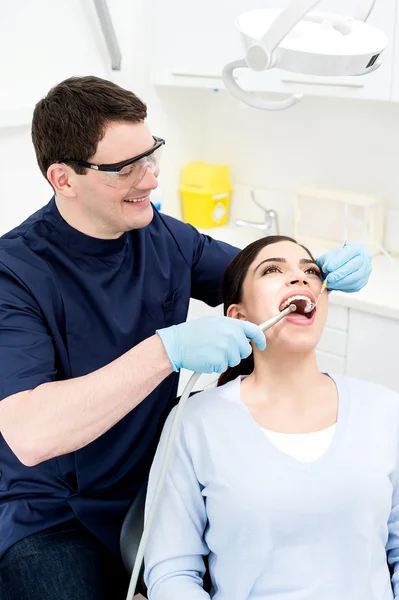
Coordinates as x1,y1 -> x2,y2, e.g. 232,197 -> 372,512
254,257 -> 318,273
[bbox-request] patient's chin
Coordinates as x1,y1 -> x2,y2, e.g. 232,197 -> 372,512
274,332 -> 321,355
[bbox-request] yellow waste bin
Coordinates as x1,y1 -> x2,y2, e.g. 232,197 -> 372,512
180,162 -> 232,228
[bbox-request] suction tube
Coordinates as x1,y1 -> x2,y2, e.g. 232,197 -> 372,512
125,305 -> 296,599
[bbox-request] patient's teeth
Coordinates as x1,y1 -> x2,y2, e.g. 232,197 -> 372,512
280,295 -> 313,311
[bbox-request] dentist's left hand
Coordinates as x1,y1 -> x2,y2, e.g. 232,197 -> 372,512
316,242 -> 372,293
156,316 -> 266,374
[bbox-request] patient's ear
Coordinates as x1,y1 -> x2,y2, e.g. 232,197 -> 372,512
227,304 -> 247,321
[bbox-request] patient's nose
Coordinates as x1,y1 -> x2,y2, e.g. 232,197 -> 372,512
289,277 -> 309,286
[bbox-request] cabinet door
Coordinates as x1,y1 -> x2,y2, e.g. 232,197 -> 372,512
154,0 -> 395,101
153,0 -> 248,88
346,309 -> 399,392
316,350 -> 346,374
0,0 -> 115,127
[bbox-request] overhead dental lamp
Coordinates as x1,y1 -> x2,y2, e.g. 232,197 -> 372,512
222,0 -> 388,110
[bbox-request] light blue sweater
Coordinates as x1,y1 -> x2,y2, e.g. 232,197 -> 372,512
144,374 -> 399,599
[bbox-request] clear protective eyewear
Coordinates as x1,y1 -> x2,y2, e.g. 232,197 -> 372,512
57,136 -> 165,189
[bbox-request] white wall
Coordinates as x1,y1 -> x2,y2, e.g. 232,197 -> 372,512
202,91 -> 399,208
2,0 -> 399,246
190,89 -> 399,252
0,0 -> 205,234
0,126 -> 50,234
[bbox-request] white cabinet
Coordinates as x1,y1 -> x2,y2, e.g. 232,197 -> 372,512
153,0 -> 247,89
316,304 -> 348,374
154,0 -> 396,102
346,309 -> 399,392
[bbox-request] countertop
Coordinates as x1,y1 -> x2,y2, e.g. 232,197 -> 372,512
199,224 -> 399,321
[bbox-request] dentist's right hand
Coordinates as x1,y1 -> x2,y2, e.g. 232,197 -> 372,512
156,316 -> 266,374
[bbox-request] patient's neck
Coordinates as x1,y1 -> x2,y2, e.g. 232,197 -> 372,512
245,348 -> 327,408
242,349 -> 337,431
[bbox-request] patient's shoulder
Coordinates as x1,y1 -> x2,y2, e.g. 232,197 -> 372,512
333,373 -> 398,397
332,373 -> 399,413
182,377 -> 241,423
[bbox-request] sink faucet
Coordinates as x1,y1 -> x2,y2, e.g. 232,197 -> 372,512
236,190 -> 280,235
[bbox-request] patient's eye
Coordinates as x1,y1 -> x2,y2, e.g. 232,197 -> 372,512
262,265 -> 282,276
305,266 -> 322,278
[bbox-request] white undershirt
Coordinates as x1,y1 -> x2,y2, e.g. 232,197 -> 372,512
262,424 -> 336,462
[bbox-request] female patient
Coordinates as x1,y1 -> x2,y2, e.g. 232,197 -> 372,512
144,235 -> 399,600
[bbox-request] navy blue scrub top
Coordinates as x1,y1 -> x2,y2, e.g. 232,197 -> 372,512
0,198 -> 238,559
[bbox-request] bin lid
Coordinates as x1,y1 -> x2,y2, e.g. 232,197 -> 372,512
180,161 -> 232,192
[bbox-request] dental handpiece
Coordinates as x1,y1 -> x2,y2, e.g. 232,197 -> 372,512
126,301 -> 295,600
125,303 -> 298,600
259,304 -> 297,332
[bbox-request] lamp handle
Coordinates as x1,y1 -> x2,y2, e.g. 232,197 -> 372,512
221,59 -> 303,111
259,0 -> 322,53
355,0 -> 377,21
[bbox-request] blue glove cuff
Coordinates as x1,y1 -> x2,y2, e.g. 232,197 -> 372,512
156,327 -> 180,372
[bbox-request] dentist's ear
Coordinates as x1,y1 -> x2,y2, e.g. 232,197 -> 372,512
227,304 -> 247,321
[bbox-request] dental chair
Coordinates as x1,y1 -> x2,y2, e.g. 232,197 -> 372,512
120,392 -> 212,598
120,478 -> 148,597
120,478 -> 213,598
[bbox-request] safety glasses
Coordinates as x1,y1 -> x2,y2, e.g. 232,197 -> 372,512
57,136 -> 165,189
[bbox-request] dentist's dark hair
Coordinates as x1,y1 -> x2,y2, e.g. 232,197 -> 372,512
218,235 -> 315,387
32,76 -> 147,180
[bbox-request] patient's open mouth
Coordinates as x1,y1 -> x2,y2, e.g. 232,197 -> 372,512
279,295 -> 315,319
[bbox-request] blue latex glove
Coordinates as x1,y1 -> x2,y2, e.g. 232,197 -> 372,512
157,316 -> 266,374
316,242 -> 372,293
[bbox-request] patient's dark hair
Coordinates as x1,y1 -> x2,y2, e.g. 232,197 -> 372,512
218,235 -> 315,387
